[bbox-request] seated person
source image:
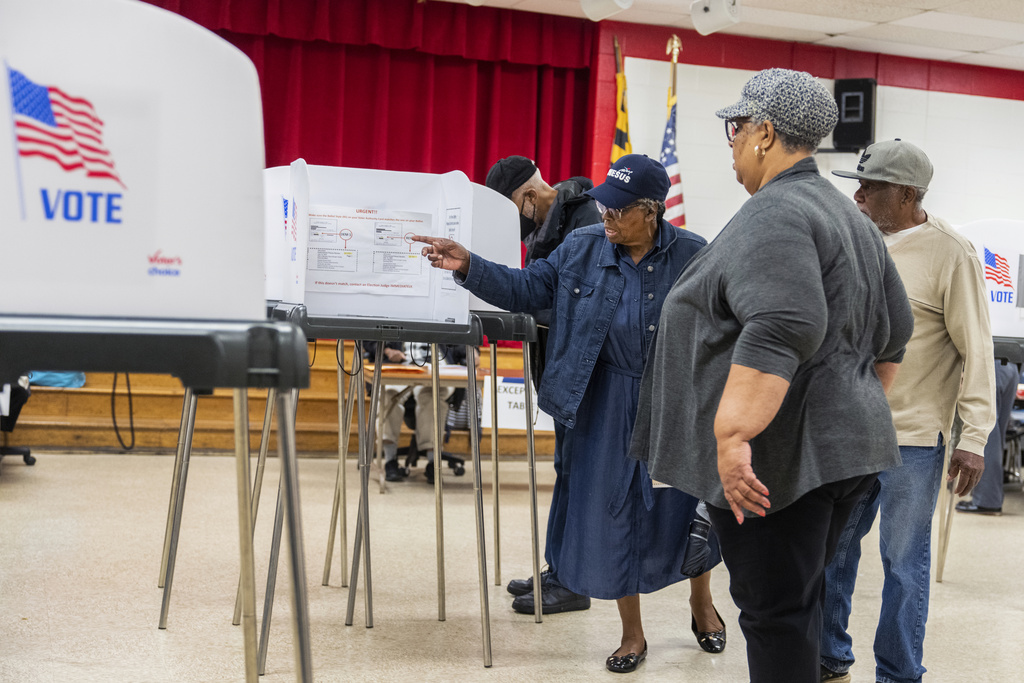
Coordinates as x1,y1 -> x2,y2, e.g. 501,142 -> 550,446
364,342 -> 464,483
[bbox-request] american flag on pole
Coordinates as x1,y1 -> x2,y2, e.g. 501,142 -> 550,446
8,67 -> 125,187
659,95 -> 685,227
984,247 -> 1014,288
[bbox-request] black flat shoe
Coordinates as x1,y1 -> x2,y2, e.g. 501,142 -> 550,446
691,607 -> 726,653
606,641 -> 647,673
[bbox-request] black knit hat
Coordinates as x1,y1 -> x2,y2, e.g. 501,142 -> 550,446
485,156 -> 538,199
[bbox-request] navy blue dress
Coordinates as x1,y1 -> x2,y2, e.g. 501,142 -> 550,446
545,245 -> 712,600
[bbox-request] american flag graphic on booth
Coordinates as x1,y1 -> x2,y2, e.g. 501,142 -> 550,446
984,247 -> 1014,288
8,67 -> 125,187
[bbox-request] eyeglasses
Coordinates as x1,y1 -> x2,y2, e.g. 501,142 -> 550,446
596,200 -> 642,221
725,118 -> 750,142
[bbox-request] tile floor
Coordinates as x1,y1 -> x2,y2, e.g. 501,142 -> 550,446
0,452 -> 1021,682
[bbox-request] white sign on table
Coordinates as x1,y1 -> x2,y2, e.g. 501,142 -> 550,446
481,376 -> 555,433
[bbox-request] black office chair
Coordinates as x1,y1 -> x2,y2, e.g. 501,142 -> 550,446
398,392 -> 466,477
1,383 -> 36,466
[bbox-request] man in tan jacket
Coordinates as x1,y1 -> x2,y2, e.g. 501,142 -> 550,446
820,140 -> 996,683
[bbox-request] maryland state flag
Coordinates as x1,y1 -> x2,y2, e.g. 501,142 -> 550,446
611,36 -> 631,163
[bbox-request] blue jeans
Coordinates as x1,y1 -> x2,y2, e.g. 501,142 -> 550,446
821,437 -> 945,683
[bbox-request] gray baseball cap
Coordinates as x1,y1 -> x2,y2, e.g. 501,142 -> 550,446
832,139 -> 933,189
715,68 -> 838,142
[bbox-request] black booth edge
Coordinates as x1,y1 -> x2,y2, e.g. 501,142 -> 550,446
993,337 -> 1024,366
0,317 -> 310,391
271,303 -> 485,346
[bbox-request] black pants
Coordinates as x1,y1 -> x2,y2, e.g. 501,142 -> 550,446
707,474 -> 877,683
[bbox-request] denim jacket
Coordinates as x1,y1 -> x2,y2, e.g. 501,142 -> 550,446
459,222 -> 706,428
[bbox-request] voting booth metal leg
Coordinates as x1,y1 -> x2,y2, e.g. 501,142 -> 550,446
324,346 -> 358,587
159,388 -> 197,589
431,344 -> 447,622
489,343 -> 501,587
230,390 -> 260,683
522,345 -> 542,623
234,388 -> 277,625
258,472 -> 285,675
346,349 -> 380,629
466,346 -> 493,667
159,390 -> 198,627
275,389 -> 314,682
256,388 -> 297,673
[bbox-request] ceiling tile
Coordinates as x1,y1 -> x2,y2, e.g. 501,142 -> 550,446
844,23 -> 1018,52
739,7 -> 874,33
615,8 -> 691,26
890,10 -> 1024,40
940,0 -> 1024,23
816,35 -> 971,62
741,0 -> 919,23
872,0 -> 960,7
511,0 -> 585,18
989,43 -> 1024,58
719,23 -> 829,43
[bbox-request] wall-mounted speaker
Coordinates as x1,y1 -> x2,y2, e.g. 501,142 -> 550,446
833,78 -> 876,152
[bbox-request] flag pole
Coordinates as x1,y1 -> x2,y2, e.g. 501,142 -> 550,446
661,36 -> 686,229
666,35 -> 681,109
611,36 -> 632,163
5,62 -> 26,220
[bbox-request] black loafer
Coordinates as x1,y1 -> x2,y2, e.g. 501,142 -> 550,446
691,607 -> 726,653
511,582 -> 590,614
606,641 -> 647,673
506,568 -> 552,596
955,501 -> 1002,516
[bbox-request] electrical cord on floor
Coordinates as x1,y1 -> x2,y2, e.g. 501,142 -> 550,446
111,372 -> 135,451
308,339 -> 317,367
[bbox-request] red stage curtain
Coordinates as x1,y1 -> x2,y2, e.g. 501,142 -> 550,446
142,0 -> 594,184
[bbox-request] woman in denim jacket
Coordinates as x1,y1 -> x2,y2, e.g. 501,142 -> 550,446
415,154 -> 724,673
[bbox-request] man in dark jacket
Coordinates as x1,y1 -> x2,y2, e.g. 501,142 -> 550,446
485,156 -> 603,388
485,156 -> 603,266
484,156 -> 603,614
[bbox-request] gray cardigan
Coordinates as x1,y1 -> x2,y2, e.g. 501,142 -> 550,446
629,157 -> 914,512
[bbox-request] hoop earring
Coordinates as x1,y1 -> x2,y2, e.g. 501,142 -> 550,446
754,145 -> 766,159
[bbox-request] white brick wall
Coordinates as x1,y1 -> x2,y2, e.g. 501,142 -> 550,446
624,58 -> 1024,240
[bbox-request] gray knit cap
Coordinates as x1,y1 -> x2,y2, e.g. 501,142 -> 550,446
715,68 -> 838,142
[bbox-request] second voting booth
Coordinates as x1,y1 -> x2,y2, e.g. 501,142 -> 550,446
262,160 -> 539,666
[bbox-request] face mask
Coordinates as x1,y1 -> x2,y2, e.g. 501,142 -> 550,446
519,196 -> 537,239
519,213 -> 537,240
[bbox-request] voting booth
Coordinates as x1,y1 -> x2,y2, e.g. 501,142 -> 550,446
0,1 -> 312,681
959,219 -> 1024,363
264,162 -> 500,665
935,219 -> 1024,581
261,162 -> 549,659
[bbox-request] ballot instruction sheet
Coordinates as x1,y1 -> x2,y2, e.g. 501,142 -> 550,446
306,205 -> 431,296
